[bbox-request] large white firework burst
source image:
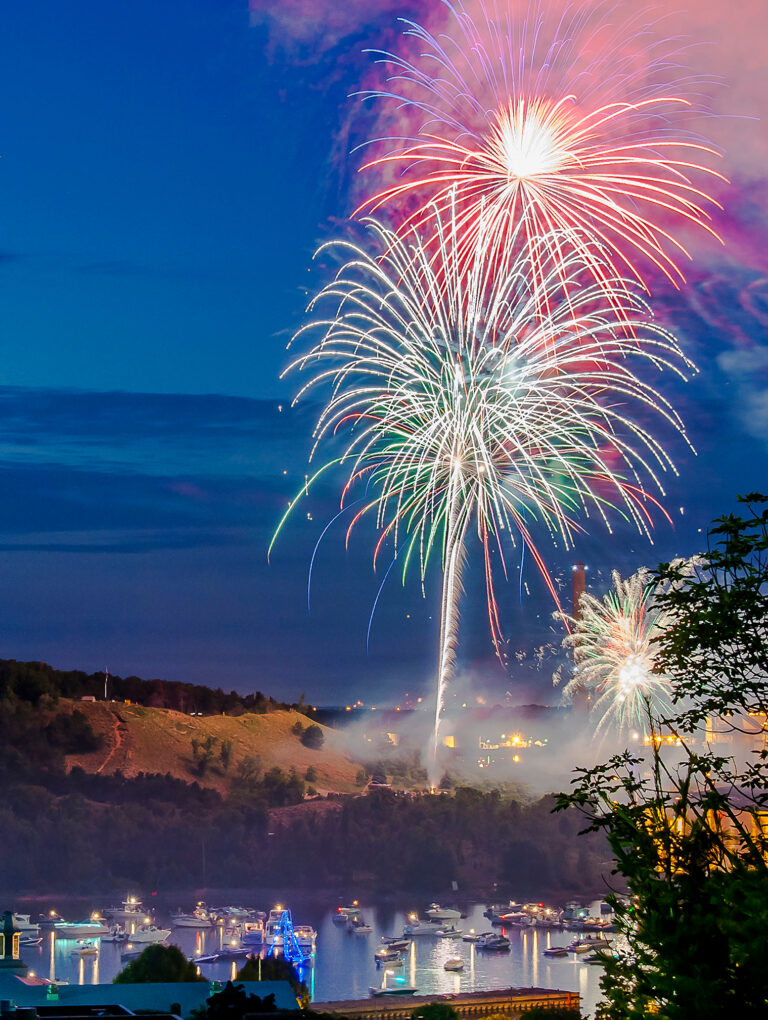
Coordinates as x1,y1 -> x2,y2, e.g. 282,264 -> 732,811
561,567 -> 673,734
271,215 -> 692,776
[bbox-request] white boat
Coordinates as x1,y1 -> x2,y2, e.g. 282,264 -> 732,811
403,917 -> 434,937
425,903 -> 461,921
54,921 -> 110,939
70,939 -> 99,957
462,931 -> 487,943
444,958 -> 464,971
129,924 -> 171,943
20,937 -> 42,948
370,973 -> 418,997
241,921 -> 265,946
172,904 -> 214,928
104,897 -> 146,921
101,925 -> 127,943
476,933 -> 510,951
500,911 -> 532,927
294,925 -> 317,948
12,915 -> 40,935
435,925 -> 463,938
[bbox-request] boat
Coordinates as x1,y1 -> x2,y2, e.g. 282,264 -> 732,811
101,925 -> 127,943
70,940 -> 98,957
543,946 -> 569,957
403,917 -> 434,937
212,906 -> 255,921
435,925 -> 463,939
104,897 -> 147,922
374,948 -> 404,965
241,920 -> 265,946
500,911 -> 532,927
294,925 -> 317,949
20,937 -> 42,948
54,921 -> 110,939
567,934 -> 610,952
370,975 -> 419,997
462,931 -> 488,943
12,915 -> 40,935
129,924 -> 171,944
380,938 -> 410,952
444,958 -> 464,971
333,904 -> 361,923
425,903 -> 461,921
171,904 -> 214,928
349,917 -> 373,934
475,933 -> 510,951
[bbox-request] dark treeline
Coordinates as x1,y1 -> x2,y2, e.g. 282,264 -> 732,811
0,657 -> 303,716
0,747 -> 607,897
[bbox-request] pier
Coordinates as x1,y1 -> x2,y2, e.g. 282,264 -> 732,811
315,986 -> 580,1018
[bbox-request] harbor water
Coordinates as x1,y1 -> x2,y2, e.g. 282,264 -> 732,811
19,902 -> 604,1015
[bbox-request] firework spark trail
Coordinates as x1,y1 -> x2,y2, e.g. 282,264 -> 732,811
270,213 -> 693,779
355,0 -> 725,301
559,566 -> 675,735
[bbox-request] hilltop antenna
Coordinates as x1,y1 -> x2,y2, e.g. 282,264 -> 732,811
104,667 -> 109,701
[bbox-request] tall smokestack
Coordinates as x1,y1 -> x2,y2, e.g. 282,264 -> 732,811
570,561 -> 589,713
572,561 -> 586,620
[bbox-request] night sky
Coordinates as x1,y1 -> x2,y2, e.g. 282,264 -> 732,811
0,0 -> 765,706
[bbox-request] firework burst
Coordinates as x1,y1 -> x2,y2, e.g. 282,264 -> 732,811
356,0 -> 725,297
561,567 -> 674,735
270,215 -> 692,775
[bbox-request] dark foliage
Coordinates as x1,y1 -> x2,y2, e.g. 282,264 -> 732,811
300,724 -> 324,749
194,982 -> 276,1020
114,943 -> 204,983
409,1004 -> 458,1020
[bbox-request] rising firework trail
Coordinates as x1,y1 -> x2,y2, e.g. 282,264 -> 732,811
270,215 -> 692,781
355,0 -> 725,300
559,567 -> 674,735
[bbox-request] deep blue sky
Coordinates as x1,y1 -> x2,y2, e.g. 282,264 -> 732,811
0,0 -> 765,705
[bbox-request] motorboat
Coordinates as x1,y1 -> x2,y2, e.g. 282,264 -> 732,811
241,921 -> 265,946
444,958 -> 464,971
12,915 -> 40,935
172,904 -> 214,928
70,940 -> 98,957
349,917 -> 372,934
333,903 -> 361,923
403,918 -> 434,937
374,948 -> 404,965
380,938 -> 410,952
101,925 -> 128,943
425,903 -> 461,921
435,925 -> 463,939
567,934 -> 610,953
294,925 -> 317,949
462,931 -> 489,943
500,911 -> 532,927
54,920 -> 110,939
212,906 -> 255,921
19,937 -> 42,948
104,897 -> 146,922
129,924 -> 171,943
370,975 -> 418,997
568,940 -> 596,954
543,946 -> 569,957
476,933 -> 510,951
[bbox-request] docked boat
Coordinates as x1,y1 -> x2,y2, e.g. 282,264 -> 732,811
462,931 -> 488,943
172,904 -> 214,928
543,946 -> 569,957
425,903 -> 461,921
500,911 -> 532,927
294,925 -> 317,949
54,920 -> 110,939
241,920 -> 265,946
12,915 -> 40,935
567,934 -> 610,952
444,958 -> 464,971
435,925 -> 463,939
129,924 -> 171,944
101,925 -> 127,943
403,918 -> 434,937
476,933 -> 510,951
104,897 -> 147,922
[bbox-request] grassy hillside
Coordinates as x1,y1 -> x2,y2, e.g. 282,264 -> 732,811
63,699 -> 361,794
